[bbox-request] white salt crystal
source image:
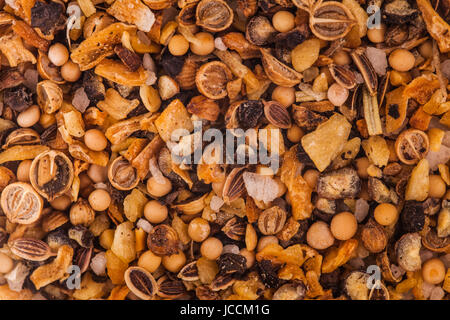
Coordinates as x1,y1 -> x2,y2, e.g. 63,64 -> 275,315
214,37 -> 227,51
426,145 -> 450,170
365,47 -> 387,76
136,218 -> 153,233
5,263 -> 29,292
298,83 -> 327,101
90,252 -> 107,276
243,172 -> 282,204
72,87 -> 90,113
137,8 -> 155,32
210,196 -> 224,212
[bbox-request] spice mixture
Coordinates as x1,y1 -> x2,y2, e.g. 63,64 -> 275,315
0,0 -> 449,301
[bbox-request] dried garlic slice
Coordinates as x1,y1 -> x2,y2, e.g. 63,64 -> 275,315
97,88 -> 140,120
405,159 -> 429,201
154,99 -> 194,142
0,32 -> 36,67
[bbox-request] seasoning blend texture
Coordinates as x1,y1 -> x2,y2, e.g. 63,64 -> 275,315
0,0 -> 448,301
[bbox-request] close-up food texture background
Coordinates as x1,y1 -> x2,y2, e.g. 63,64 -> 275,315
0,0 -> 448,301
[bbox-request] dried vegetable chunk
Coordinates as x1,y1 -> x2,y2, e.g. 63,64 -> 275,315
301,113 -> 352,172
71,23 -> 136,71
280,146 -> 313,220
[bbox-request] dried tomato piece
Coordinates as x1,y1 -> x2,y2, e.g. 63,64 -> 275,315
3,85 -> 33,112
217,253 -> 247,275
258,259 -> 281,288
237,100 -> 263,130
401,201 -> 425,233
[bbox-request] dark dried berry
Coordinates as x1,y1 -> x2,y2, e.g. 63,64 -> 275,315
127,104 -> 150,118
237,100 -> 264,130
273,46 -> 292,65
114,45 -> 142,72
31,0 -> 64,36
274,25 -> 310,50
191,180 -> 212,194
83,71 -> 105,104
3,85 -> 33,112
258,260 -> 280,289
401,201 -> 425,233
160,49 -> 186,78
320,268 -> 341,291
108,186 -> 129,204
217,253 -> 247,275
0,69 -> 24,91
